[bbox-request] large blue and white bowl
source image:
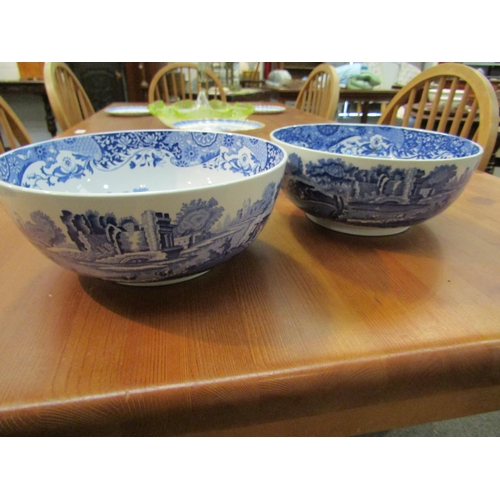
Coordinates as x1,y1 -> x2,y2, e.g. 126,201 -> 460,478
0,130 -> 286,285
271,124 -> 483,236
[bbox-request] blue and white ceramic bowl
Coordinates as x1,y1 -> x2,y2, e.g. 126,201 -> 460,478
0,130 -> 287,285
271,124 -> 483,236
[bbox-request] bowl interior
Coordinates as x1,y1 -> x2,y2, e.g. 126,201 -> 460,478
271,124 -> 481,161
0,130 -> 285,194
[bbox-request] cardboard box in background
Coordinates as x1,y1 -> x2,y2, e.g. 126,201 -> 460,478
17,62 -> 44,80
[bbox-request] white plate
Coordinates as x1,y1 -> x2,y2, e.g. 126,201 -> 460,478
252,104 -> 286,114
106,105 -> 151,117
172,119 -> 264,132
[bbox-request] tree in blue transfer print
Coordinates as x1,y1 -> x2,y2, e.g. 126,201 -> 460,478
304,158 -> 351,192
175,198 -> 224,240
287,153 -> 303,176
21,211 -> 67,249
422,165 -> 457,186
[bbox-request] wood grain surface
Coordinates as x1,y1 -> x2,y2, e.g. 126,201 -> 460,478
1,104 -> 499,436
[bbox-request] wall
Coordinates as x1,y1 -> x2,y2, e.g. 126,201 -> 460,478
0,62 -> 21,80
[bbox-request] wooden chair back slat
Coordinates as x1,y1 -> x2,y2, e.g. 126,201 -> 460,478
425,77 -> 445,131
295,63 -> 340,119
401,88 -> 417,127
44,62 -> 95,131
0,95 -> 32,153
449,84 -> 472,136
436,77 -> 459,132
379,63 -> 499,172
462,99 -> 479,139
413,81 -> 432,128
0,109 -> 18,151
148,63 -> 226,104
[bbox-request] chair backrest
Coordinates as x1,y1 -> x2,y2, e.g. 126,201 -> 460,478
295,63 -> 340,119
378,62 -> 499,172
44,62 -> 95,131
148,63 -> 227,103
0,95 -> 32,153
241,63 -> 263,88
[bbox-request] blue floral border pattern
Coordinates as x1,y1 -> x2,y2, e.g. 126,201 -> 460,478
274,124 -> 481,160
0,131 -> 284,189
284,154 -> 474,228
12,182 -> 279,283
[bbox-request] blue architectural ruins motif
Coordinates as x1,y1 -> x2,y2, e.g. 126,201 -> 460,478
0,130 -> 285,284
13,182 -> 279,284
274,124 -> 480,228
285,155 -> 473,227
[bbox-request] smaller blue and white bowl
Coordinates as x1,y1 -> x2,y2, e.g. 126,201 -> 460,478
0,130 -> 287,285
271,124 -> 483,236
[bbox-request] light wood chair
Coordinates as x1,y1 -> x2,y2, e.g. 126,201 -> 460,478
43,62 -> 95,131
241,62 -> 264,88
295,63 -> 340,119
0,95 -> 32,153
148,63 -> 226,103
378,62 -> 499,172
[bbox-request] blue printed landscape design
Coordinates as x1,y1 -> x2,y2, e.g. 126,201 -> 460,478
13,182 -> 279,284
274,125 -> 479,228
284,155 -> 473,227
0,131 -> 285,283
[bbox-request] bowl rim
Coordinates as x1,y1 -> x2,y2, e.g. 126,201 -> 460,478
0,129 -> 287,198
270,122 -> 484,162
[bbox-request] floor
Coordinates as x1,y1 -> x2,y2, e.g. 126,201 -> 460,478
360,411 -> 500,437
2,93 -> 500,437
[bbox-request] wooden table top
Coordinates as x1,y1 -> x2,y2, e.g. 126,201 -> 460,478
1,103 -> 500,436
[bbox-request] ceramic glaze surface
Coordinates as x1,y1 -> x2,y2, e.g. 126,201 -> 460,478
271,124 -> 482,235
0,130 -> 286,284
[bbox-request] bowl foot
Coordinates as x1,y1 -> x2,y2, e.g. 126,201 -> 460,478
117,270 -> 210,286
306,214 -> 410,237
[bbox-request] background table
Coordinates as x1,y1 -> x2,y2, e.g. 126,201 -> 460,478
339,88 -> 399,122
226,88 -> 272,102
265,79 -> 304,102
266,81 -> 399,123
1,104 -> 500,436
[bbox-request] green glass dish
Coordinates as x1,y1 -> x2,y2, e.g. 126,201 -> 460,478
148,100 -> 255,127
